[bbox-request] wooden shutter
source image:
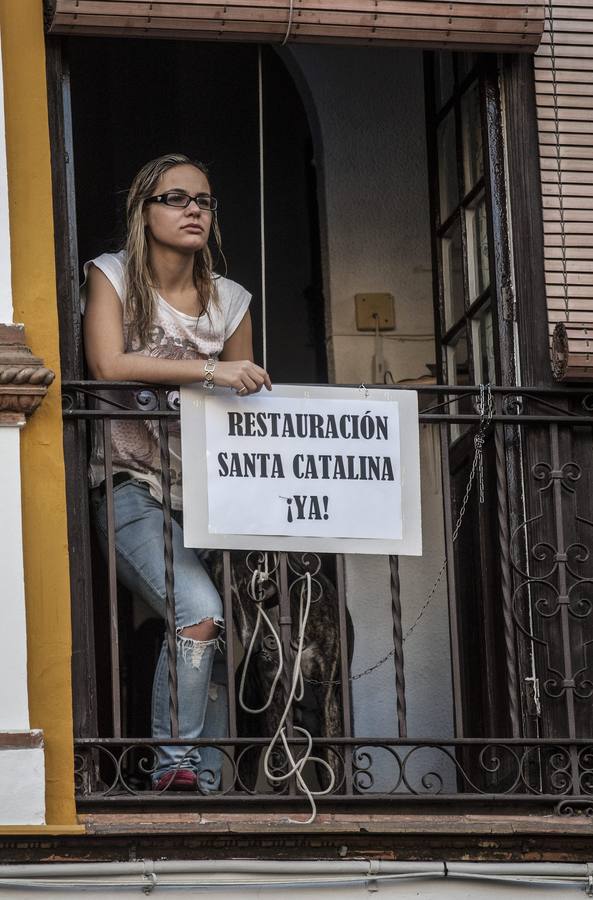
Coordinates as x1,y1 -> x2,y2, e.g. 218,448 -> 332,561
536,1 -> 593,379
45,1 -> 544,52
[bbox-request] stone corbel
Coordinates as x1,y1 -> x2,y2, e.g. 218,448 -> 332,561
0,324 -> 55,424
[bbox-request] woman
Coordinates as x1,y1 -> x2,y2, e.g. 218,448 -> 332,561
83,153 -> 271,791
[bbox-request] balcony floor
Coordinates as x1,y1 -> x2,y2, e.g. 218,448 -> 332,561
2,811 -> 593,864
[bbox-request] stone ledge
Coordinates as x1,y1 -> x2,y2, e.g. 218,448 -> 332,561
0,412 -> 25,427
0,731 -> 43,750
79,811 -> 593,836
0,825 -> 85,835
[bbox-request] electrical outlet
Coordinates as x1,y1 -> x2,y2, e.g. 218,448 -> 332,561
355,293 -> 395,331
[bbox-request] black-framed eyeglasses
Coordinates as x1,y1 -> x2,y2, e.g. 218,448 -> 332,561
145,191 -> 218,212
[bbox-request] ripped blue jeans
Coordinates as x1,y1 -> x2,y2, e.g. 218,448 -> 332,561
91,479 -> 227,787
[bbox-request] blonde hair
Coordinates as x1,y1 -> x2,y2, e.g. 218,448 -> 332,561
124,153 -> 223,348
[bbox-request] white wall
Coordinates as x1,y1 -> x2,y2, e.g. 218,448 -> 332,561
0,428 -> 30,731
287,45 -> 455,791
287,45 -> 435,386
0,747 -> 44,825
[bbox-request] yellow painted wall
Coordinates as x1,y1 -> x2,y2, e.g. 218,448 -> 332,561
0,1 -> 77,824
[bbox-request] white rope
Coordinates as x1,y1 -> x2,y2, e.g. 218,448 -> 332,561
257,46 -> 267,371
263,572 -> 336,823
238,563 -> 336,824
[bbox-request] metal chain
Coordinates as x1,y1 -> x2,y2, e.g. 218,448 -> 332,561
306,385 -> 494,686
547,0 -> 569,323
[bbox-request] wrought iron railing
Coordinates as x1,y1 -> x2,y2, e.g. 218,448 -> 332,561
62,382 -> 593,815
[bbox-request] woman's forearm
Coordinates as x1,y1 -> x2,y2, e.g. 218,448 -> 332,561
90,350 -> 210,384
91,350 -> 271,393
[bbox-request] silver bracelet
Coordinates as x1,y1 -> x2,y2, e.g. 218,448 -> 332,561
203,357 -> 216,390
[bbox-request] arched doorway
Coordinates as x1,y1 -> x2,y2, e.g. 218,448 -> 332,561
67,38 -> 327,384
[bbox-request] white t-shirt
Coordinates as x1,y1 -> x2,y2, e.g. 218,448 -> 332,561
83,249 -> 251,509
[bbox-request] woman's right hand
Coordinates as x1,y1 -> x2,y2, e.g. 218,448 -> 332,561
213,359 -> 272,394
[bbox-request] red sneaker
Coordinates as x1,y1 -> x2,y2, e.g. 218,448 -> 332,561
153,768 -> 198,791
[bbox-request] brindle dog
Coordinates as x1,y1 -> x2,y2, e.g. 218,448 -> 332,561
210,551 -> 354,792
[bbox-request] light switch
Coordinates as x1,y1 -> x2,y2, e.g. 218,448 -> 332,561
355,293 -> 395,331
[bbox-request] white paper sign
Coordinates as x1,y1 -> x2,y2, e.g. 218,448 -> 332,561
181,384 -> 422,555
206,395 -> 401,540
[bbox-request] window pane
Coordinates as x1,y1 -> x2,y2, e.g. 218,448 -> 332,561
447,328 -> 470,386
442,217 -> 465,329
435,52 -> 454,110
437,110 -> 458,223
447,329 -> 470,441
466,195 -> 489,301
461,80 -> 483,194
472,306 -> 496,384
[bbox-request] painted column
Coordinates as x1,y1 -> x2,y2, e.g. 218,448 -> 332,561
0,29 -> 51,826
1,0 -> 78,827
0,32 -> 9,324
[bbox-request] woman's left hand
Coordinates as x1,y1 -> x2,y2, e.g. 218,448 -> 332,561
220,310 -> 272,394
214,359 -> 272,394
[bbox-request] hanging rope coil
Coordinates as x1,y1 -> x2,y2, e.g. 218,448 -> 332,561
238,557 -> 335,824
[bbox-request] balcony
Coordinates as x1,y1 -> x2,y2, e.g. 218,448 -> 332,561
62,382 -> 593,818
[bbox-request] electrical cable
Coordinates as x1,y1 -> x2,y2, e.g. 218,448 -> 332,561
0,870 -> 590,892
281,0 -> 295,44
257,46 -> 267,371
